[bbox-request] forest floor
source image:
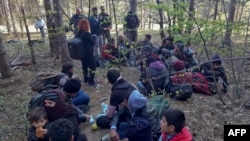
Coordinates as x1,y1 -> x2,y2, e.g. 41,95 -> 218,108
0,32 -> 250,141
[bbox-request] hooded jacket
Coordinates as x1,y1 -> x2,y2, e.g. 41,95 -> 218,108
158,127 -> 192,141
140,61 -> 168,94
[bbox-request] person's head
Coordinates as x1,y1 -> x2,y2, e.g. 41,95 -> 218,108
76,8 -> 81,15
63,79 -> 81,98
173,60 -> 185,71
118,35 -> 124,42
78,18 -> 90,32
123,90 -> 147,114
49,118 -> 74,141
100,6 -> 105,13
211,54 -> 222,66
92,7 -> 98,16
145,34 -> 151,41
44,92 -> 60,108
160,108 -> 186,135
142,45 -> 153,55
29,107 -> 48,128
107,69 -> 121,85
128,11 -> 134,16
184,47 -> 194,58
61,62 -> 74,75
166,37 -> 174,45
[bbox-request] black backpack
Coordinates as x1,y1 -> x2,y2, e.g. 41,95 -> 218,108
125,14 -> 139,29
67,36 -> 86,60
169,84 -> 193,101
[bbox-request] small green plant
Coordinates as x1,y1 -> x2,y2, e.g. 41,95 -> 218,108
0,96 -> 4,106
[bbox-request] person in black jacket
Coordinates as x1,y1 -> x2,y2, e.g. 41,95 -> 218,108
76,19 -> 97,86
28,107 -> 50,141
96,69 -> 136,129
70,8 -> 87,34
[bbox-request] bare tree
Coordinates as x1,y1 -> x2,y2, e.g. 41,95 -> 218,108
52,0 -> 71,63
186,0 -> 195,46
223,0 -> 236,46
213,0 -> 219,20
0,32 -> 11,79
3,0 -> 12,34
156,0 -> 165,39
129,0 -> 137,13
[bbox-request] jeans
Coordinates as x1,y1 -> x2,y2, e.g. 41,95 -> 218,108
72,89 -> 90,106
93,35 -> 104,60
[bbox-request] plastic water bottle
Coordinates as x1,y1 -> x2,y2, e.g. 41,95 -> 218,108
101,102 -> 108,114
89,115 -> 95,125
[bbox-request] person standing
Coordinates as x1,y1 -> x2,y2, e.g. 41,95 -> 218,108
99,6 -> 112,44
123,11 -> 140,43
89,7 -> 104,62
35,17 -> 46,42
70,8 -> 87,34
76,19 -> 97,86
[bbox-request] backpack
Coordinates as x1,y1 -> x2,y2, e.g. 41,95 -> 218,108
125,14 -> 139,29
192,73 -> 217,95
146,95 -> 169,140
67,37 -> 86,60
28,90 -> 48,112
29,72 -> 65,92
169,84 -> 193,101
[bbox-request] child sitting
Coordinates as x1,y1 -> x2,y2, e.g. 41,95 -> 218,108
159,108 -> 193,141
28,107 -> 50,141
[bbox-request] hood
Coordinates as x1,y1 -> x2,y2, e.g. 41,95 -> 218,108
149,61 -> 165,71
128,90 -> 147,116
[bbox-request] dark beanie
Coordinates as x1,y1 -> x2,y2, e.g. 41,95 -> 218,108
212,54 -> 222,65
63,79 -> 81,93
107,69 -> 120,84
146,56 -> 156,66
45,92 -> 59,102
173,60 -> 185,71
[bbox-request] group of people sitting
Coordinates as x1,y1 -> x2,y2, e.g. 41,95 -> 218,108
99,34 -> 228,100
28,65 -> 195,141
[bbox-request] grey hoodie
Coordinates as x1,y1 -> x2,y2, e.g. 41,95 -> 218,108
128,90 -> 148,116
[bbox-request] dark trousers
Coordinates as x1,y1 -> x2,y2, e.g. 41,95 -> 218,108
125,29 -> 137,42
81,55 -> 96,84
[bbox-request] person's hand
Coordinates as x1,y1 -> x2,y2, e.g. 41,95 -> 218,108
110,129 -> 119,141
36,127 -> 46,138
83,114 -> 90,121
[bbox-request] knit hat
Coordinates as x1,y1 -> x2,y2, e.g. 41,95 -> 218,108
107,69 -> 120,84
212,54 -> 222,65
173,60 -> 185,71
45,92 -> 59,102
63,79 -> 81,93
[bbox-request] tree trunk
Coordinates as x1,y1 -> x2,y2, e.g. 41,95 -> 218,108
186,0 -> 195,46
44,0 -> 59,56
156,0 -> 165,39
52,0 -> 71,63
21,7 -> 36,64
213,0 -> 219,20
129,0 -> 137,13
3,0 -> 12,34
8,0 -> 18,34
0,33 -> 11,79
224,0 -> 236,46
80,0 -> 84,13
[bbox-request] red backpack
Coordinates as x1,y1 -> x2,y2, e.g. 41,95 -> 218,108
192,73 -> 217,95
